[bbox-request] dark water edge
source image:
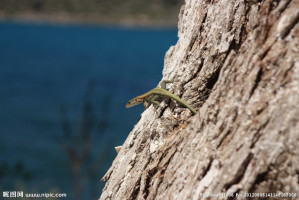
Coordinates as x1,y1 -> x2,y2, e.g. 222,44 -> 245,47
0,0 -> 183,27
0,21 -> 178,199
0,16 -> 179,29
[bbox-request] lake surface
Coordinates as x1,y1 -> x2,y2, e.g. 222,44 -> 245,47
0,21 -> 178,199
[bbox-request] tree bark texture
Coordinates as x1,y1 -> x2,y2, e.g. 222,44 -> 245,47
100,0 -> 299,199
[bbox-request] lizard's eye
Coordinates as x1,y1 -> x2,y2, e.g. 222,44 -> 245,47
126,98 -> 142,108
126,100 -> 133,108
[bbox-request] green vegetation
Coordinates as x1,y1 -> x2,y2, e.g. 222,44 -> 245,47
0,0 -> 184,26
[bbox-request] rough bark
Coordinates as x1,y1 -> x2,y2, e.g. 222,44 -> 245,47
100,0 -> 299,199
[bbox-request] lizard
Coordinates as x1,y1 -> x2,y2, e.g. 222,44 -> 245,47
126,79 -> 198,114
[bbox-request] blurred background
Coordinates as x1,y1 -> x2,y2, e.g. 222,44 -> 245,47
0,0 -> 183,199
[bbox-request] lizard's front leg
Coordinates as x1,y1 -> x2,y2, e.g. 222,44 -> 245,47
149,95 -> 160,106
161,78 -> 174,90
144,95 -> 160,110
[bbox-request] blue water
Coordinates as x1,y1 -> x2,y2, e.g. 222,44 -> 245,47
0,21 -> 177,198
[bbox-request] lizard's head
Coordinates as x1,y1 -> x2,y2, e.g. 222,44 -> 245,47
126,98 -> 143,108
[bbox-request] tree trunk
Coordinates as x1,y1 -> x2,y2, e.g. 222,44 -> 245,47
100,0 -> 299,199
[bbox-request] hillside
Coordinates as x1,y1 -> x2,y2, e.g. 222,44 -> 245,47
0,0 -> 183,26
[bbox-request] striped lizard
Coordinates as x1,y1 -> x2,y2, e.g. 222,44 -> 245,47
126,79 -> 197,114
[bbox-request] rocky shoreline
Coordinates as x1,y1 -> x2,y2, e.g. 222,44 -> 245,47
0,0 -> 183,28
0,13 -> 178,28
